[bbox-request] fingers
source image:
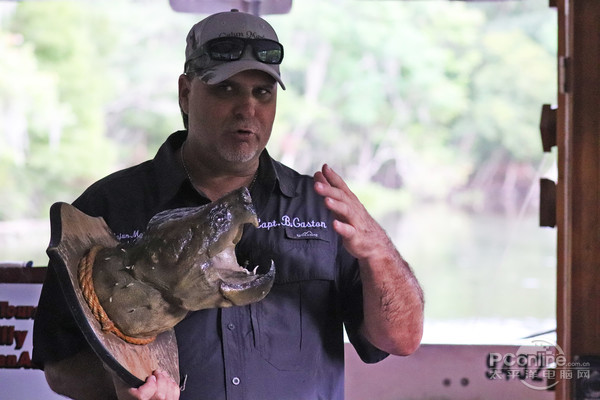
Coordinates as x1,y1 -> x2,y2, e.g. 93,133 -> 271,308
323,196 -> 352,227
314,164 -> 361,240
321,163 -> 350,191
314,164 -> 350,195
313,164 -> 390,260
126,374 -> 157,400
314,164 -> 357,205
127,370 -> 180,400
154,370 -> 180,400
313,169 -> 327,185
332,219 -> 356,239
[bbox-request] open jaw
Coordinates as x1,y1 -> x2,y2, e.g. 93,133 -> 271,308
165,189 -> 275,312
207,205 -> 275,307
209,242 -> 275,307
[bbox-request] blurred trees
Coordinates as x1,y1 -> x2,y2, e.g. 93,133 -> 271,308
1,2 -> 118,218
269,0 -> 556,216
0,0 -> 556,219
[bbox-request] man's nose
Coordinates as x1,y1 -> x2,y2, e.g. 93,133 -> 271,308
233,95 -> 257,118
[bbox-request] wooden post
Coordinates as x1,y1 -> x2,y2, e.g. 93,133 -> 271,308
555,0 -> 600,399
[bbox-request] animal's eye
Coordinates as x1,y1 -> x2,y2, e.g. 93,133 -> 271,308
209,205 -> 231,227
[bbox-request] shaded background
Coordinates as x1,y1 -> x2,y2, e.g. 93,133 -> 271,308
0,0 -> 557,344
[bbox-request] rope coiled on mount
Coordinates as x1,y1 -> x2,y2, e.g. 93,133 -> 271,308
77,245 -> 155,345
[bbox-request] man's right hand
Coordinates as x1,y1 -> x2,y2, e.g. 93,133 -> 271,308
114,370 -> 180,400
44,348 -> 180,400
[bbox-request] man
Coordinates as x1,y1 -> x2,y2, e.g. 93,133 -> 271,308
33,9 -> 424,400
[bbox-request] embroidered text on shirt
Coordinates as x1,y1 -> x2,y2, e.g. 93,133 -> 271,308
257,215 -> 328,231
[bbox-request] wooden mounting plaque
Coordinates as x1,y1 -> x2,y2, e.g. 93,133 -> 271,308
47,202 -> 179,387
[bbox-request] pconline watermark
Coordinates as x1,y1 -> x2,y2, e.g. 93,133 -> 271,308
485,339 -> 591,391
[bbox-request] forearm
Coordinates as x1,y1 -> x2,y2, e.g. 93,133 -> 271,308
44,347 -> 117,400
358,235 -> 424,356
313,164 -> 424,355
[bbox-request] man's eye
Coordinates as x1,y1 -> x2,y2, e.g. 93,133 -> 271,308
217,84 -> 234,92
255,88 -> 272,98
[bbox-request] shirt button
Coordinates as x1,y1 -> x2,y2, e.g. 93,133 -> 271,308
232,377 -> 241,385
227,323 -> 235,330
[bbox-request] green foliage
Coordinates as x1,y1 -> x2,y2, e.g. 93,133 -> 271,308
0,1 -> 194,217
97,1 -> 196,157
270,0 -> 556,211
466,29 -> 555,162
0,29 -> 63,217
0,0 -> 557,219
1,2 -> 119,218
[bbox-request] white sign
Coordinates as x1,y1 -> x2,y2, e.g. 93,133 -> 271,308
0,283 -> 65,400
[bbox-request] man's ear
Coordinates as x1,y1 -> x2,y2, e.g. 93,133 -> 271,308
178,74 -> 191,114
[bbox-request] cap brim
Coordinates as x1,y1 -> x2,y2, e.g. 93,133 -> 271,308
198,60 -> 286,90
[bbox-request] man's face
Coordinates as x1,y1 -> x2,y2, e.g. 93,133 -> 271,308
179,69 -> 277,169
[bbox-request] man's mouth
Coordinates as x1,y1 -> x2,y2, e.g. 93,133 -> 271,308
234,126 -> 254,133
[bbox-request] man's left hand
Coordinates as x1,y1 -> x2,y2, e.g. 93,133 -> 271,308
314,163 -> 424,356
313,164 -> 390,261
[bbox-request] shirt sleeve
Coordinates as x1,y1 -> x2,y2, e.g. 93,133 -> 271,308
32,260 -> 89,369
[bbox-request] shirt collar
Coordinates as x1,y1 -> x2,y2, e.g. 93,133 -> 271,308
257,149 -> 297,198
154,131 -> 189,207
153,131 -> 298,209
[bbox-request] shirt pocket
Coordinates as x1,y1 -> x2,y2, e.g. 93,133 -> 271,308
250,228 -> 335,371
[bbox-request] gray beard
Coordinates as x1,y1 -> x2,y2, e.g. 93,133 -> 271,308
218,146 -> 260,164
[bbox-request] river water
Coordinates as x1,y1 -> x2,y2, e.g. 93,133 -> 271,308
380,203 -> 556,344
0,203 -> 556,345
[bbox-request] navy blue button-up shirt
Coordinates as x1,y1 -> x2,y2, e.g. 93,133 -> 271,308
33,131 -> 388,400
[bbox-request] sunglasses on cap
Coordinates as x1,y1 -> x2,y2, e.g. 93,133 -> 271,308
199,37 -> 284,65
